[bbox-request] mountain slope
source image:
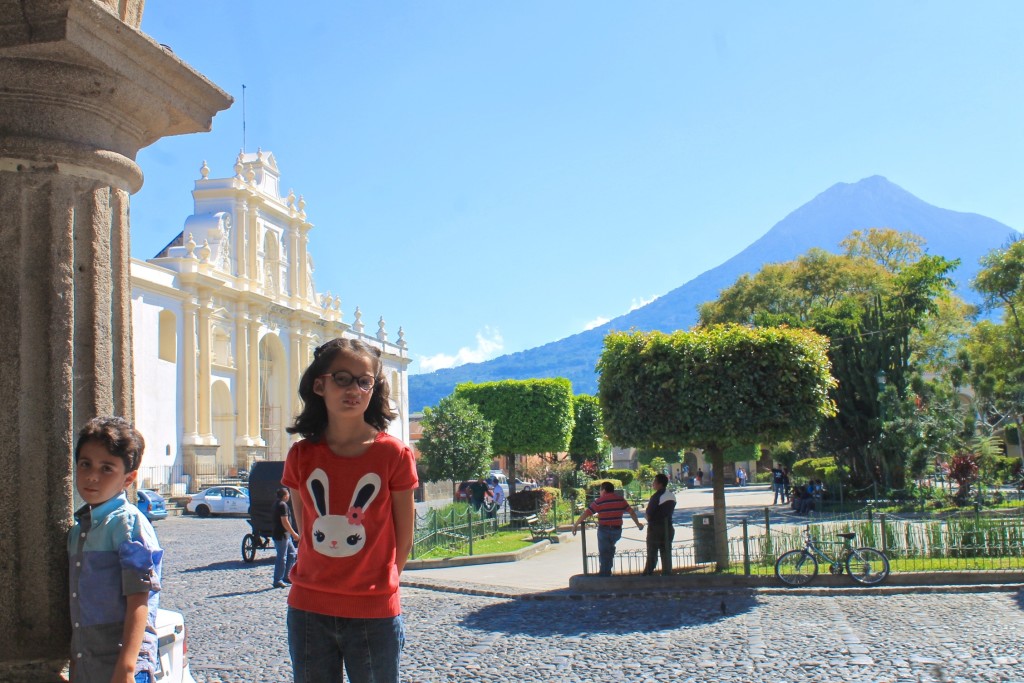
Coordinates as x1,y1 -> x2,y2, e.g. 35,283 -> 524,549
410,176 -> 1018,410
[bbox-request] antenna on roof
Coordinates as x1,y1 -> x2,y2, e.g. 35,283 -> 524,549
241,84 -> 247,152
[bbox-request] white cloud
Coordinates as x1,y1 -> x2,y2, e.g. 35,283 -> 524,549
629,295 -> 657,311
581,296 -> 657,333
418,328 -> 504,372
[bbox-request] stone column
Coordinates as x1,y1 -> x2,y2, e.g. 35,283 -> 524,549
248,316 -> 263,443
235,305 -> 251,442
181,299 -> 200,441
0,1 -> 231,679
196,294 -> 212,438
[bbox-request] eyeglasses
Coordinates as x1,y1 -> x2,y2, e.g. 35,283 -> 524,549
320,371 -> 376,392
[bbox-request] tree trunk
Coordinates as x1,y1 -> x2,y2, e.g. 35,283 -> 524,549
709,447 -> 730,571
508,454 -> 518,495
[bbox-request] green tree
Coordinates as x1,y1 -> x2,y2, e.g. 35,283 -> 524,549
417,396 -> 494,496
968,236 -> 1024,429
636,447 -> 682,466
599,325 -> 837,569
455,378 -> 575,493
568,394 -> 606,471
699,228 -> 959,492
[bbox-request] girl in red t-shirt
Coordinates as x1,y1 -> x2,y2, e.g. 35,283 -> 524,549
282,338 -> 418,683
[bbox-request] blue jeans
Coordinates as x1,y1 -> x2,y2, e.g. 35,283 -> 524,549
773,483 -> 786,504
287,607 -> 404,683
596,525 -> 622,576
274,536 -> 298,584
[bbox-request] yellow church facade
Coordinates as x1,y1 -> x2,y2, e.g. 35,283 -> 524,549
130,151 -> 411,492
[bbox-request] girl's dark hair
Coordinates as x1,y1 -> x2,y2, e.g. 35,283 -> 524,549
74,416 -> 146,473
287,337 -> 396,439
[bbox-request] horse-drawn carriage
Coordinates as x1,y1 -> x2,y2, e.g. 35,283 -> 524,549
241,460 -> 289,562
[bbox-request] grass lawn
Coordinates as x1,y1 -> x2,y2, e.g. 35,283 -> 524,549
414,530 -> 536,560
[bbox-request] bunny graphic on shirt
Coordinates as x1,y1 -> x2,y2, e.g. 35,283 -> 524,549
306,468 -> 381,558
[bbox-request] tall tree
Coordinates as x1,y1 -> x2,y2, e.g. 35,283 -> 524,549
699,228 -> 959,491
968,236 -> 1024,429
599,325 -> 836,569
455,378 -> 575,493
568,394 -> 606,471
417,396 -> 494,496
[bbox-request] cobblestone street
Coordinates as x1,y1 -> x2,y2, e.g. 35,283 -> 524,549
158,516 -> 1024,683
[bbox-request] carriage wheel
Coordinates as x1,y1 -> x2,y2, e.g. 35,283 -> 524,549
242,534 -> 257,563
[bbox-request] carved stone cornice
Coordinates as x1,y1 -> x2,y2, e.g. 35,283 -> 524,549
0,0 -> 231,185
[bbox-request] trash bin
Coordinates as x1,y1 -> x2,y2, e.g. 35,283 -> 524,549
693,512 -> 716,563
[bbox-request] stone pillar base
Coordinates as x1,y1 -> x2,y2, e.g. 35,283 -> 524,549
236,445 -> 269,476
183,444 -> 220,490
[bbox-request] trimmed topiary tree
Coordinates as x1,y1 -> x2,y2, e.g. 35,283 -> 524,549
598,325 -> 837,569
455,378 -> 575,494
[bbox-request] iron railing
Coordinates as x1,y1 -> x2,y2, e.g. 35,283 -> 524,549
581,507 -> 1024,576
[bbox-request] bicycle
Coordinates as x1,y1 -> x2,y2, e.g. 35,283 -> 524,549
775,526 -> 890,586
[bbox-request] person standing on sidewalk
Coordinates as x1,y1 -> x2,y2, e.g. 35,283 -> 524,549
643,473 -> 677,576
571,481 -> 643,576
272,488 -> 299,588
771,464 -> 786,504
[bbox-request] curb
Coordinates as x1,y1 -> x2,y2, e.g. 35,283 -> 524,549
405,531 -> 574,571
401,571 -> 1024,601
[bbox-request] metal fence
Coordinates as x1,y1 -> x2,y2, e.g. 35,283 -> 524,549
137,461 -> 272,497
584,508 -> 1024,576
411,506 -> 502,560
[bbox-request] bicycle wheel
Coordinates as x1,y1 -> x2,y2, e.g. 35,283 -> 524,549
775,550 -> 819,586
845,547 -> 890,585
241,534 -> 257,563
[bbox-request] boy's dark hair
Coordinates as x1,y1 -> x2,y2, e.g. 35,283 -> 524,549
74,416 -> 146,472
654,473 -> 669,487
287,338 -> 396,439
600,481 -> 615,493
276,487 -> 289,500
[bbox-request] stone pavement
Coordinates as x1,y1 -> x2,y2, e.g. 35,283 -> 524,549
154,488 -> 1024,683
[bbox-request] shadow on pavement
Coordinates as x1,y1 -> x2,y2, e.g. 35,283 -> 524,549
458,589 -> 759,636
1013,588 -> 1024,613
183,558 -> 272,573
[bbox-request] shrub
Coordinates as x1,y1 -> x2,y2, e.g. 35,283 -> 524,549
563,487 -> 586,503
601,469 -> 634,487
507,488 -> 558,516
586,479 -> 623,497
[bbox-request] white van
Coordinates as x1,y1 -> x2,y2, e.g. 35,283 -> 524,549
155,608 -> 195,683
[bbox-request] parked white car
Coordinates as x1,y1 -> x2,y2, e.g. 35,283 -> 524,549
155,608 -> 195,683
185,485 -> 250,517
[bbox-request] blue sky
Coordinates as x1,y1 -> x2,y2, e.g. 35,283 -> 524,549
134,2 -> 1024,374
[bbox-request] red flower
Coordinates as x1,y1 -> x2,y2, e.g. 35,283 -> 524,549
346,507 -> 364,526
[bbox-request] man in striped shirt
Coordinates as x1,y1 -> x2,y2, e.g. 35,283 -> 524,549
572,482 -> 643,576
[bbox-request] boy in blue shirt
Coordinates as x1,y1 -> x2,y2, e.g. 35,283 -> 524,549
69,416 -> 163,683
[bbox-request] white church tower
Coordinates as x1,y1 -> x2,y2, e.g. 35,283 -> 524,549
130,150 -> 411,492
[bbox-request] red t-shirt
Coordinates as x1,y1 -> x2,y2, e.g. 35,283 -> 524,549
282,432 -> 418,618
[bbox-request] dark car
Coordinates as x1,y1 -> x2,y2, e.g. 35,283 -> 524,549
136,489 -> 169,522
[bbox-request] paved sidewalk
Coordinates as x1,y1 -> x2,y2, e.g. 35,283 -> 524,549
404,484 -> 780,595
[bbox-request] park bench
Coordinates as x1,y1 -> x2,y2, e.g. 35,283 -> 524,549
523,513 -> 556,542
